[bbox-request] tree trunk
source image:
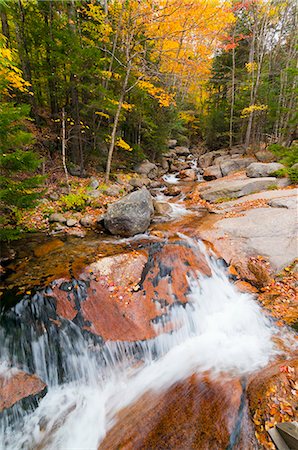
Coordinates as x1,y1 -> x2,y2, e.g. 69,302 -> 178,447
229,32 -> 236,149
105,63 -> 131,182
62,108 -> 70,193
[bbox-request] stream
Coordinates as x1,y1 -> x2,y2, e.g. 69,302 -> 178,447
0,177 -> 295,449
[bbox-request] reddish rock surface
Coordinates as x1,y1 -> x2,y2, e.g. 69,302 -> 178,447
0,369 -> 47,413
52,242 -> 212,341
247,358 -> 298,449
100,374 -> 255,450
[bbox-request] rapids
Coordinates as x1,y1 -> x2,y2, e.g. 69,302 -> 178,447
0,237 -> 281,450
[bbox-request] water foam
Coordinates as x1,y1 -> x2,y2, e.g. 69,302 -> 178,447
0,239 -> 280,449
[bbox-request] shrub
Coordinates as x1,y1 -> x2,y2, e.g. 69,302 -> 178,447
59,191 -> 88,211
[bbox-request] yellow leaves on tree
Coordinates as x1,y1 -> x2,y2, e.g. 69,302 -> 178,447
116,137 -> 132,151
241,104 -> 268,118
138,80 -> 176,107
0,35 -> 30,96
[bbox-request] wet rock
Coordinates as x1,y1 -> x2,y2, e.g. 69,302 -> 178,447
135,160 -> 158,179
66,219 -> 78,227
174,146 -> 190,156
80,215 -> 94,227
179,168 -> 196,181
104,188 -> 154,236
89,177 -> 99,189
48,213 -> 67,224
167,139 -> 177,148
200,177 -> 279,202
100,375 -> 245,450
255,150 -> 276,163
153,201 -> 172,216
0,367 -> 47,413
220,157 -> 255,176
164,185 -> 181,196
246,162 -> 284,178
203,165 -> 222,180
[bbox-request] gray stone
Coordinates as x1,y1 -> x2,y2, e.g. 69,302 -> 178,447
105,185 -> 121,196
66,219 -> 78,227
89,178 -> 99,189
199,153 -> 214,168
220,157 -> 255,176
153,200 -> 172,216
135,160 -> 158,178
268,197 -> 297,209
174,146 -> 190,156
179,168 -> 197,181
246,162 -> 284,178
168,139 -> 177,148
229,145 -> 246,155
216,206 -> 297,271
200,177 -> 279,202
161,158 -> 169,171
203,165 -> 222,181
49,213 -> 67,223
80,215 -> 94,227
104,188 -> 154,237
291,162 -> 298,170
48,192 -> 59,201
129,176 -> 150,188
255,150 -> 276,163
88,190 -> 101,198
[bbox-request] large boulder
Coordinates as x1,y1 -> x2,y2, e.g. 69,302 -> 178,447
246,162 -> 284,178
220,157 -> 255,176
135,160 -> 158,179
129,176 -> 150,188
200,177 -> 280,202
104,188 -> 154,236
198,153 -> 214,168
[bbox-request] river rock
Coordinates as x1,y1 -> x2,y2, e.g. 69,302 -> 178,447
0,367 -> 47,414
179,168 -> 196,181
153,200 -> 172,216
174,146 -> 190,156
199,153 -> 214,168
200,177 -> 279,202
229,144 -> 246,155
129,176 -> 150,188
104,188 -> 154,237
167,139 -> 177,148
203,165 -> 222,180
135,160 -> 158,179
164,185 -> 181,196
220,157 -> 255,176
80,215 -> 94,227
246,162 -> 284,178
48,213 -> 67,224
161,158 -> 169,171
66,219 -> 77,227
255,150 -> 276,163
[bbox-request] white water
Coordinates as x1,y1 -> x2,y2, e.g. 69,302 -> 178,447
0,239 -> 281,450
163,173 -> 180,184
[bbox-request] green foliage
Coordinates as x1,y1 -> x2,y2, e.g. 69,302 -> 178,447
272,167 -> 298,184
0,227 -> 23,242
268,144 -> 298,167
59,191 -> 88,211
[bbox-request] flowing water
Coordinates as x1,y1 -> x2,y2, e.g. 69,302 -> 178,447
0,235 -> 282,450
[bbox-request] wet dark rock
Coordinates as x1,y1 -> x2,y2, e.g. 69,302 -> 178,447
104,188 -> 154,237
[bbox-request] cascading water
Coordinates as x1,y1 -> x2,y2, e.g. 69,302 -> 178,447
0,238 -> 282,450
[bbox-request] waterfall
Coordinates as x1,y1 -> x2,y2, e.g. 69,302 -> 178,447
0,238 -> 282,450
